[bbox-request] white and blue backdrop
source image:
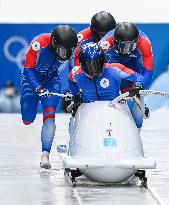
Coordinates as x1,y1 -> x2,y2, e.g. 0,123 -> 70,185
0,0 -> 169,110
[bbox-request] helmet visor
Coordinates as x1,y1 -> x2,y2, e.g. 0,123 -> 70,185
56,46 -> 73,60
51,38 -> 73,60
81,59 -> 102,78
114,38 -> 138,55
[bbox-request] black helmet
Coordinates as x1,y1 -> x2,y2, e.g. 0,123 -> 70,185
79,42 -> 104,78
114,22 -> 139,56
51,25 -> 78,60
90,11 -> 116,42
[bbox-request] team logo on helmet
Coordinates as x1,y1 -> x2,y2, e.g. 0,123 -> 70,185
99,40 -> 110,51
32,41 -> 41,51
100,78 -> 109,88
82,42 -> 98,49
77,34 -> 84,43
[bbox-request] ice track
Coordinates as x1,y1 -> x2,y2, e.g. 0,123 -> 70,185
0,107 -> 169,205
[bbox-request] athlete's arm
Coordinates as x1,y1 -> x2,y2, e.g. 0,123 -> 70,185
24,35 -> 50,90
68,67 -> 81,96
104,63 -> 144,87
137,33 -> 154,87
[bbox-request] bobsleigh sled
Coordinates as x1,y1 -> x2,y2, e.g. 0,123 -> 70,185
55,90 -> 169,185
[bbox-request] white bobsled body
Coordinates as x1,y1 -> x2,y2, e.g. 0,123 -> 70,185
64,101 -> 155,183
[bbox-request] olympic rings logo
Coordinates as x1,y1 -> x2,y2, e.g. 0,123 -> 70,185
3,36 -> 29,71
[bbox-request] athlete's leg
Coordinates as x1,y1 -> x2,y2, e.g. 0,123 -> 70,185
128,97 -> 145,129
38,80 -> 61,168
41,104 -> 57,153
40,82 -> 61,153
39,94 -> 60,168
20,76 -> 39,125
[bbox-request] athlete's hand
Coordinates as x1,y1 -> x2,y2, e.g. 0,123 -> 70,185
36,86 -> 50,97
129,84 -> 143,98
67,96 -> 82,117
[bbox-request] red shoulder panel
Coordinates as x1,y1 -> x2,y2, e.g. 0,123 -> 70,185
99,36 -> 114,51
24,34 -> 51,68
68,66 -> 83,81
137,35 -> 153,70
77,27 -> 93,44
104,63 -> 135,74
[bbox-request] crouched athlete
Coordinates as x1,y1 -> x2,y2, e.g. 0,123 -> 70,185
68,42 -> 145,128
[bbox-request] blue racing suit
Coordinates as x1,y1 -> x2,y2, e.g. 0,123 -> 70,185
21,33 -> 72,152
98,30 -> 154,128
69,63 -> 144,124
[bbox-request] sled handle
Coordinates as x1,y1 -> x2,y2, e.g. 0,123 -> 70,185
109,90 -> 169,107
139,90 -> 169,98
49,90 -> 169,104
49,92 -> 73,100
109,92 -> 130,107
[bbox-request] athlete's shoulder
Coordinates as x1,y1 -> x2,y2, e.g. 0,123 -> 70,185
103,63 -> 124,70
99,34 -> 114,51
103,63 -> 135,74
138,30 -> 151,42
24,33 -> 51,68
69,66 -> 83,81
138,30 -> 151,48
77,27 -> 93,44
137,30 -> 152,54
72,66 -> 83,75
30,33 -> 51,51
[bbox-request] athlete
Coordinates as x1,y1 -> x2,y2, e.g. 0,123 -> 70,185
99,22 -> 154,129
68,42 -> 145,121
74,11 -> 116,66
21,25 -> 77,169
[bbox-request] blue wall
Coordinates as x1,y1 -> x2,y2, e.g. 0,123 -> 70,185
0,24 -> 86,91
1,23 -> 169,91
136,24 -> 169,78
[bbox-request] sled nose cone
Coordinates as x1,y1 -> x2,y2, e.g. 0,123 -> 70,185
63,157 -> 156,183
82,167 -> 136,183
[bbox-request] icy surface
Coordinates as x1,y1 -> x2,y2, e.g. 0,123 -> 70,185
141,106 -> 169,205
0,109 -> 169,205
